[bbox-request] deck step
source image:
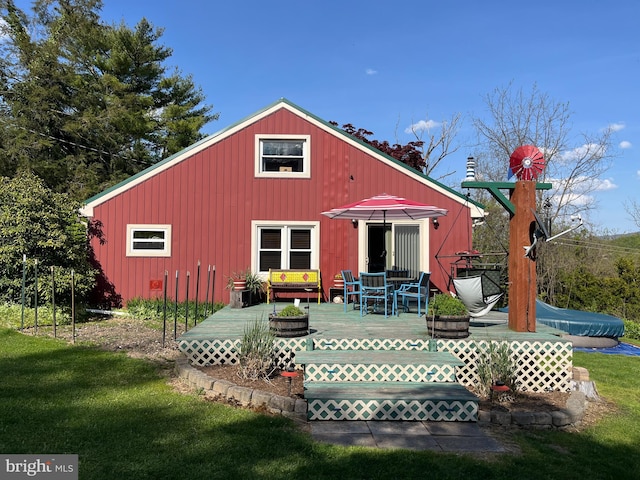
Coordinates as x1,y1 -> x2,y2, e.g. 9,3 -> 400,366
295,350 -> 463,383
304,381 -> 478,421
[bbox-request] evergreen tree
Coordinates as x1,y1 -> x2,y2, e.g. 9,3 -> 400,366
0,0 -> 217,199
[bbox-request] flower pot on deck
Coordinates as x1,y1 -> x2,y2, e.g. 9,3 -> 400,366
268,314 -> 309,338
427,315 -> 470,339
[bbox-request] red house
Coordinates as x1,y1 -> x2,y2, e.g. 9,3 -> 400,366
81,99 -> 484,306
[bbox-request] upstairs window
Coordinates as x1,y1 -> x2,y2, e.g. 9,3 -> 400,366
255,135 -> 310,178
126,224 -> 172,257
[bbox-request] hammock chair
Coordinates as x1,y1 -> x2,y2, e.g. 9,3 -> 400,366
452,275 -> 503,317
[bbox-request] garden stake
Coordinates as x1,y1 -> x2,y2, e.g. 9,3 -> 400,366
174,270 -> 179,340
203,265 -> 211,317
51,266 -> 56,338
194,261 -> 201,326
34,259 -> 38,334
185,271 -> 190,332
162,270 -> 168,348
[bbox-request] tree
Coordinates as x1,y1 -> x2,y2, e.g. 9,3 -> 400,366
329,111 -> 461,180
472,82 -> 615,225
0,170 -> 98,307
0,0 -> 217,199
624,199 -> 640,229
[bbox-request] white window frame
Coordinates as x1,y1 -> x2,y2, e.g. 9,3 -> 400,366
254,134 -> 311,178
126,224 -> 172,257
251,221 -> 320,276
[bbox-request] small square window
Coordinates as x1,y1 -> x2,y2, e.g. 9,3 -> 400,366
255,135 -> 310,178
126,224 -> 171,257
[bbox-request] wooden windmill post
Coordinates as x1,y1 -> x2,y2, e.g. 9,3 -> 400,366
461,148 -> 552,332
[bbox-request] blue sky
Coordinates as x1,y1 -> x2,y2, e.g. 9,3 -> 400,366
14,1 -> 640,233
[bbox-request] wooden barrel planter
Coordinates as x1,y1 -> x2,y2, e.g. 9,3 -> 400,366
269,314 -> 309,338
426,315 -> 470,339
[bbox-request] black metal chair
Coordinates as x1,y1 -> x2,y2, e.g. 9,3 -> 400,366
341,270 -> 361,312
360,272 -> 395,317
394,272 -> 431,316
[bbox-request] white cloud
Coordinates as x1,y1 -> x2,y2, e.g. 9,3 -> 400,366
596,178 -> 617,191
619,140 -> 632,149
608,122 -> 626,132
558,143 -> 606,163
404,119 -> 440,134
637,170 -> 640,179
365,68 -> 377,75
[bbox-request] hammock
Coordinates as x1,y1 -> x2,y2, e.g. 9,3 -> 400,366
452,275 -> 503,317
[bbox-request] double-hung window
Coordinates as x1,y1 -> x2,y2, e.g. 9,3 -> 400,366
253,221 -> 319,273
126,224 -> 172,257
255,135 -> 310,178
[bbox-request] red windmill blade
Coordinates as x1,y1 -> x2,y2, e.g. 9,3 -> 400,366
509,145 -> 545,181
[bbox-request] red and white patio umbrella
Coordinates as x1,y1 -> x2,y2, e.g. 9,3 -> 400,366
321,193 -> 448,222
321,193 -> 448,258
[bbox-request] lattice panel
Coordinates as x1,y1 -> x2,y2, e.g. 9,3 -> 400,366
178,338 -> 306,368
303,363 -> 457,383
313,338 -> 430,351
436,338 -> 573,392
307,399 -> 478,421
178,339 -> 240,366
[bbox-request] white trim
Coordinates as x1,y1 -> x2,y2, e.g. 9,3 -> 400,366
126,224 -> 172,257
254,134 -> 311,178
251,220 -> 320,277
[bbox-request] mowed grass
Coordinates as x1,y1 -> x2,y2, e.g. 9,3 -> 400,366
1,329 -> 639,479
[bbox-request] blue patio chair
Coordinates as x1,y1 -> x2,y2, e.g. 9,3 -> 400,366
394,272 -> 431,316
360,272 -> 395,317
341,270 -> 361,312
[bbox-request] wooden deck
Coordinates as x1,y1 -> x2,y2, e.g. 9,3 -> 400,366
177,301 -> 574,394
178,301 -> 566,343
177,301 -> 573,420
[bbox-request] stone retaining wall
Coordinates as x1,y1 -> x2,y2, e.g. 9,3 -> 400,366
174,359 -> 307,423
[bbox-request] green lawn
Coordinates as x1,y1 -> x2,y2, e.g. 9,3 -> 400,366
1,328 -> 638,479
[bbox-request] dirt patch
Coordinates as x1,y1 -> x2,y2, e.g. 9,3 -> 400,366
30,315 -> 184,364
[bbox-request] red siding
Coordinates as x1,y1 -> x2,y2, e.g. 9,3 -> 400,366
89,105 -> 474,306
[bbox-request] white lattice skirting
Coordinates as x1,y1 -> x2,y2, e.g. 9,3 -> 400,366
307,399 -> 478,421
178,336 -> 573,393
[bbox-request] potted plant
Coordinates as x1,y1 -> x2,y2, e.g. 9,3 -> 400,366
427,293 -> 470,339
268,304 -> 309,338
245,270 -> 266,305
226,270 -> 248,291
333,273 -> 344,289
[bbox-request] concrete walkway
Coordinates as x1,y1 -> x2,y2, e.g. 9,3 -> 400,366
310,420 -> 506,452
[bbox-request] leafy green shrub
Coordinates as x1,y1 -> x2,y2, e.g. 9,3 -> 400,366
0,172 -> 98,306
275,305 -> 306,317
126,297 -> 224,324
623,319 -> 640,340
476,341 -> 519,398
237,316 -> 275,380
0,303 -> 72,329
428,294 -> 468,316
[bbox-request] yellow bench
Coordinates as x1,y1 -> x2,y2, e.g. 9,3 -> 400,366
267,269 -> 321,304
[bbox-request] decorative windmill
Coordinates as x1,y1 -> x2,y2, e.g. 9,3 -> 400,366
508,145 -> 546,181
